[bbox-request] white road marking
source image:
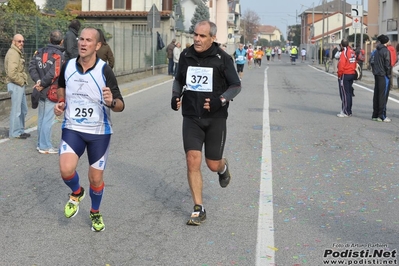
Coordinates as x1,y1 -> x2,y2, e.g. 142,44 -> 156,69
256,67 -> 276,265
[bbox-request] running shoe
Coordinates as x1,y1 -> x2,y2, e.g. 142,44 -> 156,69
187,205 -> 206,226
337,112 -> 351,118
20,132 -> 31,138
38,147 -> 58,154
64,187 -> 85,218
90,212 -> 105,232
376,117 -> 391,123
218,158 -> 231,188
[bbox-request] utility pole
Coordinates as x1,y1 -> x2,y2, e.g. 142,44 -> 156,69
321,0 -> 326,64
342,0 -> 346,39
360,0 -> 364,49
354,1 -> 358,48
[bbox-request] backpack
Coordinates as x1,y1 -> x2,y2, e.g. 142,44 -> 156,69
369,50 -> 376,66
34,47 -> 63,102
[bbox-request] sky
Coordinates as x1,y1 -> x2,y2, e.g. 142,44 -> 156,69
239,0 -> 369,39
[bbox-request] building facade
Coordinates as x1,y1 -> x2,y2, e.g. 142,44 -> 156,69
300,0 -> 368,45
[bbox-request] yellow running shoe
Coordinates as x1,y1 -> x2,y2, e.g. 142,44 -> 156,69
64,187 -> 85,218
90,212 -> 105,232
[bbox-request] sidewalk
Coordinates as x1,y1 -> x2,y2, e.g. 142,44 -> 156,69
0,74 -> 173,139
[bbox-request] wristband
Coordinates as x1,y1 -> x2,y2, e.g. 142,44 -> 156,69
58,98 -> 65,103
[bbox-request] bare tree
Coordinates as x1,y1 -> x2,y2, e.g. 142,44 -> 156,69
241,10 -> 260,44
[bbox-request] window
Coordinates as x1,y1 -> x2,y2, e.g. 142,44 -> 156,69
114,0 -> 125,9
106,0 -> 131,10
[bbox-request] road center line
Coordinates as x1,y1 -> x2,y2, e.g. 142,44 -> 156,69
256,67 -> 276,266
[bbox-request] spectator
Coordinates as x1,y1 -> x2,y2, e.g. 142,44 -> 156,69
63,19 -> 81,61
5,34 -> 30,139
337,39 -> 357,118
395,43 -> 399,88
96,29 -> 115,69
166,39 -> 176,75
387,41 -> 397,90
331,45 -> 339,74
221,43 -> 227,51
371,35 -> 391,122
355,47 -> 365,71
28,30 -> 65,153
173,42 -> 181,76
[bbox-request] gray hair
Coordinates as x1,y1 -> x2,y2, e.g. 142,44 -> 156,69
341,39 -> 349,47
195,20 -> 217,37
50,30 -> 63,45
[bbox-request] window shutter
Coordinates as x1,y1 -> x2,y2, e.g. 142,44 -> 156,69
126,0 -> 131,10
106,0 -> 112,10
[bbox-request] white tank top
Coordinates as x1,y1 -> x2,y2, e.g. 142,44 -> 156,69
62,58 -> 113,135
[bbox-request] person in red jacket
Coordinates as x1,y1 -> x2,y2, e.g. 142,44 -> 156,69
337,39 -> 357,118
387,41 -> 397,90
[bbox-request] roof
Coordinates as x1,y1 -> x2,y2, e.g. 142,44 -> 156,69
300,0 -> 367,15
72,10 -> 172,18
258,25 -> 279,34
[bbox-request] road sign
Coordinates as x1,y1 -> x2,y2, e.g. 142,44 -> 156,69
352,16 -> 361,29
351,5 -> 363,17
331,34 -> 335,41
147,4 -> 161,28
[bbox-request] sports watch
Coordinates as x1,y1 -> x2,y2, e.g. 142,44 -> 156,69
107,99 -> 116,108
220,97 -> 227,107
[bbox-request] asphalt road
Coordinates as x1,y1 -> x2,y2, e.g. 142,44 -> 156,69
1,54 -> 399,266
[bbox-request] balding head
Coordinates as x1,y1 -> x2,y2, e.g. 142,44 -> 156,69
12,34 -> 25,51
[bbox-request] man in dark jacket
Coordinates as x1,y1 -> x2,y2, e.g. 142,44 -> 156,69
372,34 -> 391,122
64,19 -> 81,61
29,30 -> 65,153
166,39 -> 176,75
171,20 -> 241,226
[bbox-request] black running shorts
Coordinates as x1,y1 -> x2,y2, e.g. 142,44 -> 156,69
236,64 -> 244,73
182,116 -> 227,160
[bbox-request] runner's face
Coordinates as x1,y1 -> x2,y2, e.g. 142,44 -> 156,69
193,23 -> 215,53
78,28 -> 101,59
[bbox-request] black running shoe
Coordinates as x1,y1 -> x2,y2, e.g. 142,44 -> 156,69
187,205 -> 206,226
218,158 -> 231,188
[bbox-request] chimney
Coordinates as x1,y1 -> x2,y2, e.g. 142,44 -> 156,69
162,0 -> 173,11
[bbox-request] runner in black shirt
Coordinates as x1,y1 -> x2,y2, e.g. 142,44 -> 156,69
171,20 -> 241,225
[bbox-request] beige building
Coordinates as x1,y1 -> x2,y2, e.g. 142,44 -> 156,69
257,25 -> 282,42
369,0 -> 399,42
